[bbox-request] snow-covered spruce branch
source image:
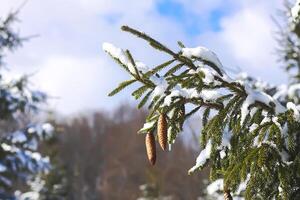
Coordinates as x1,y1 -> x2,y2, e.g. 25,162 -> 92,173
103,26 -> 300,199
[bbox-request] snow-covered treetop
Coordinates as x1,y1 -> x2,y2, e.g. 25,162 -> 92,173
0,13 -> 48,118
104,25 -> 300,199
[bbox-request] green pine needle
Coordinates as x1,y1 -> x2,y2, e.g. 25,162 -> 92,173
108,79 -> 136,96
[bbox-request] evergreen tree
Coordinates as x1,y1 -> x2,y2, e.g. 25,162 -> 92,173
277,0 -> 300,85
104,1 -> 300,199
0,12 -> 55,198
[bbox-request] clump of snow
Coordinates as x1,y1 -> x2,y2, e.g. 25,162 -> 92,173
272,116 -> 282,131
42,123 -> 54,136
200,67 -> 217,84
182,46 -> 224,71
220,150 -> 226,159
260,116 -> 272,125
11,131 -> 27,143
253,136 -> 260,147
168,143 -> 172,151
249,123 -> 258,132
1,143 -> 13,152
103,42 -> 136,74
236,72 -> 248,80
164,89 -> 181,106
291,0 -> 300,22
27,123 -> 54,139
163,83 -> 221,107
200,89 -> 221,101
240,85 -> 286,125
151,77 -> 168,98
236,174 -> 250,194
167,127 -> 173,141
278,185 -> 283,193
207,179 -> 223,195
16,191 -> 39,200
135,61 -> 149,73
188,140 -> 212,174
189,62 -> 225,85
287,102 -> 300,121
140,121 -> 156,132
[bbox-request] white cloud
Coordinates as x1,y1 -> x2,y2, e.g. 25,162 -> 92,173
195,0 -> 287,84
1,0 -> 187,114
220,4 -> 277,67
0,0 -> 291,114
33,56 -> 112,114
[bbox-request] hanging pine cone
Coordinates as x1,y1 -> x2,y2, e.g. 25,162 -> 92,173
157,113 -> 167,150
223,190 -> 233,200
145,132 -> 156,165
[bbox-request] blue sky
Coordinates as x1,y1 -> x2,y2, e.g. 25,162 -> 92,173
157,0 -> 228,34
0,0 -> 288,115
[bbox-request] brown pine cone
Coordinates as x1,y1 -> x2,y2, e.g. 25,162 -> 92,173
223,190 -> 233,200
145,132 -> 156,165
157,113 -> 168,150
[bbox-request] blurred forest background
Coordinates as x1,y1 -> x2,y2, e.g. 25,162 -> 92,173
7,104 -> 209,199
44,105 -> 208,200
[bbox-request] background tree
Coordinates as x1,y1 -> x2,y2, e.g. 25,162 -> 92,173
0,12 -> 55,198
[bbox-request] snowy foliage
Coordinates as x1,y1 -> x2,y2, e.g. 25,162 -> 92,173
0,12 -> 55,198
181,46 -> 224,71
105,23 -> 300,199
0,123 -> 53,189
188,140 -> 211,174
103,42 -> 149,75
14,175 -> 45,200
